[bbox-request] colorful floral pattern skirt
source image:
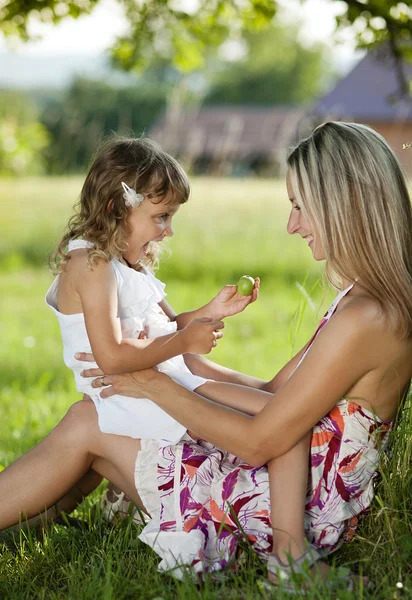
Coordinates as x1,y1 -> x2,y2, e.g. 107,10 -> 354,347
136,399 -> 391,579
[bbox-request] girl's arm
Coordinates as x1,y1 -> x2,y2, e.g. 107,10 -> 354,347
75,256 -> 223,375
98,301 -> 384,465
159,289 -> 266,389
159,278 -> 260,326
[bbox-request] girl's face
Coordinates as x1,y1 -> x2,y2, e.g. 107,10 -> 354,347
123,195 -> 180,264
286,171 -> 326,261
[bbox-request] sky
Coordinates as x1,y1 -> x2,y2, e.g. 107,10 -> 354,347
0,0 -> 359,62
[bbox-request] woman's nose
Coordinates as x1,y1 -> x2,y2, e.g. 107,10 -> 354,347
287,211 -> 299,235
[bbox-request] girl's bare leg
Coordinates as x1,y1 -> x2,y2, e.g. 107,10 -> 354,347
0,399 -> 147,531
268,431 -> 311,564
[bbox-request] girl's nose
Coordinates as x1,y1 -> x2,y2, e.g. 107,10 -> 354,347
287,210 -> 299,235
165,224 -> 174,237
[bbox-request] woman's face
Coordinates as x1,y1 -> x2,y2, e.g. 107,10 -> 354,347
286,171 -> 326,261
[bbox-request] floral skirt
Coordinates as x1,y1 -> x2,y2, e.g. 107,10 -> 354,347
135,401 -> 391,579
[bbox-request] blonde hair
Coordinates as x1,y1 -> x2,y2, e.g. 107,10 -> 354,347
51,136 -> 190,273
287,121 -> 412,338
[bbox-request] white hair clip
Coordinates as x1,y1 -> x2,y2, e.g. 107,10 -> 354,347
121,182 -> 144,208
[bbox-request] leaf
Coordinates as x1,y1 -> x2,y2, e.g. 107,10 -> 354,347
222,469 -> 239,501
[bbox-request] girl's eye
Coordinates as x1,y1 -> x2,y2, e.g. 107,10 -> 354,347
158,214 -> 168,221
293,205 -> 301,212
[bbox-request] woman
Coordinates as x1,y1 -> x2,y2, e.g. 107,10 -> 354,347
1,122 -> 411,589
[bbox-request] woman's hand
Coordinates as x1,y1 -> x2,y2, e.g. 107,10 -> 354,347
208,278 -> 260,320
90,368 -> 169,399
75,328 -> 149,378
74,352 -> 104,379
75,350 -> 174,399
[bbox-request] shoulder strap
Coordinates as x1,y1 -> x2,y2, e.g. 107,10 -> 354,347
292,282 -> 356,374
68,239 -> 93,252
325,282 -> 355,319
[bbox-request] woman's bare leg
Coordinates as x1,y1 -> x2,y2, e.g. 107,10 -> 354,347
0,399 -> 146,531
13,469 -> 104,531
268,431 -> 311,563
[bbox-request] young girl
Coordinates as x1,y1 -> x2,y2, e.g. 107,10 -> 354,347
44,136 -> 269,522
46,136 -> 259,448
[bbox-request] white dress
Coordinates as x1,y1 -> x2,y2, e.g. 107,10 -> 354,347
45,239 -> 208,446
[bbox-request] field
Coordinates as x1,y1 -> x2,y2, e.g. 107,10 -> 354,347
0,176 -> 411,599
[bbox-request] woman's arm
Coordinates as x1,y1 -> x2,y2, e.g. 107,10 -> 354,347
261,343 -> 309,393
183,354 -> 267,389
197,381 -> 272,415
75,256 -> 223,375
98,301 -> 384,465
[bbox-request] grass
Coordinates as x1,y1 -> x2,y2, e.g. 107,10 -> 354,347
0,176 -> 411,599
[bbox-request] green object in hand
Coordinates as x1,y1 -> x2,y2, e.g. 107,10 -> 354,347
237,275 -> 255,296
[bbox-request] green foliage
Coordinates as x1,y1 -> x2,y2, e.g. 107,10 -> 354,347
335,0 -> 412,96
0,90 -> 49,175
38,78 -> 168,173
0,0 -> 100,40
206,24 -> 330,105
2,0 -> 412,82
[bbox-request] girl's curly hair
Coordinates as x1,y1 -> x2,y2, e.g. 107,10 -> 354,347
51,136 -> 190,274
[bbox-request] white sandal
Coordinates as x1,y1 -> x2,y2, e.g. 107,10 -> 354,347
100,487 -> 146,525
264,547 -> 355,594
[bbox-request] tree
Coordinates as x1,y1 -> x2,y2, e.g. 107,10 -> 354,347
2,1 -> 412,96
0,90 -> 49,175
38,77 -> 168,173
205,25 -> 329,106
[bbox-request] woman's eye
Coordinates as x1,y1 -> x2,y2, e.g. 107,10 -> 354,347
158,214 -> 168,221
293,205 -> 301,212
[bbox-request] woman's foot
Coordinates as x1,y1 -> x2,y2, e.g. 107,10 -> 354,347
267,549 -> 369,593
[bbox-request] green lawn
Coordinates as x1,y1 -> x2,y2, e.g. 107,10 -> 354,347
0,176 -> 411,599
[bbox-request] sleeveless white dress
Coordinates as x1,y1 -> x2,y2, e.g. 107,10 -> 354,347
45,240 -> 208,446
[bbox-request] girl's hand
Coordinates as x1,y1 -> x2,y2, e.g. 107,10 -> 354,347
181,317 -> 224,354
90,368 -> 169,399
209,277 -> 260,320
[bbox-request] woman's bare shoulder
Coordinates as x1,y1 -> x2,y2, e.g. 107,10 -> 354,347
337,293 -> 388,333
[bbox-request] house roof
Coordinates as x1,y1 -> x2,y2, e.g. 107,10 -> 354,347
312,47 -> 412,122
149,106 -> 305,159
